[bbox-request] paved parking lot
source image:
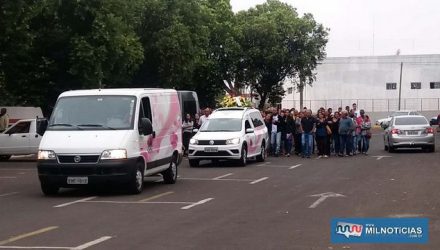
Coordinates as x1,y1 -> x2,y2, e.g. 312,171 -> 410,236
1,132 -> 439,249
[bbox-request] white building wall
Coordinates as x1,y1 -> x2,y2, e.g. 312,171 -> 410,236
282,54 -> 440,112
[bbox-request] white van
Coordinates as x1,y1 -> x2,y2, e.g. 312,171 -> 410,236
188,107 -> 268,167
37,88 -> 182,195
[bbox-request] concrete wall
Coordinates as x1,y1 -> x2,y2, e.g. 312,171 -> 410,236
282,54 -> 440,112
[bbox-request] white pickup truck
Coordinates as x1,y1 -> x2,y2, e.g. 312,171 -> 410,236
0,118 -> 47,160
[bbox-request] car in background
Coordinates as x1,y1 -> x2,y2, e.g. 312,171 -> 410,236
0,106 -> 43,127
377,110 -> 421,127
429,116 -> 438,126
383,115 -> 435,152
188,107 -> 268,167
0,118 -> 47,160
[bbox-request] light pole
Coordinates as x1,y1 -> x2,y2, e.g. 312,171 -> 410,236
398,62 -> 403,110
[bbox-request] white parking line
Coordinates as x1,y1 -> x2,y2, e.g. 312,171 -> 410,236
54,197 -> 97,208
72,236 -> 112,250
213,173 -> 233,180
0,226 -> 58,246
0,246 -> 70,249
179,177 -> 253,182
85,200 -> 192,205
0,236 -> 112,250
0,169 -> 34,171
289,164 -> 302,169
181,198 -> 214,210
0,192 -> 19,197
250,177 -> 269,184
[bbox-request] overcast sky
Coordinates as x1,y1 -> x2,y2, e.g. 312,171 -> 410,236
230,0 -> 440,57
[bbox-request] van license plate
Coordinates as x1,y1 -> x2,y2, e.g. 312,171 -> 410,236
204,147 -> 218,153
67,177 -> 88,184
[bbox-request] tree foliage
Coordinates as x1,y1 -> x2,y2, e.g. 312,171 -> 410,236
235,0 -> 328,109
0,0 -> 327,113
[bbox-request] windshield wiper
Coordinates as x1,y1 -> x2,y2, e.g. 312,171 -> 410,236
49,123 -> 83,129
77,124 -> 116,130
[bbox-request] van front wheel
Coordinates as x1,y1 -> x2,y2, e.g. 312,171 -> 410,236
162,156 -> 177,184
128,161 -> 144,194
40,182 -> 59,196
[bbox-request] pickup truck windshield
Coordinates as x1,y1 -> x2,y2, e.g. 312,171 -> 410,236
200,118 -> 242,132
48,95 -> 136,130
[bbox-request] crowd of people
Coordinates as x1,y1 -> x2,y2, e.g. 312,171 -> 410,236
180,104 -> 373,159
262,103 -> 372,158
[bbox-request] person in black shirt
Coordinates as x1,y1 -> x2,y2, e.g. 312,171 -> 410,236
300,110 -> 316,158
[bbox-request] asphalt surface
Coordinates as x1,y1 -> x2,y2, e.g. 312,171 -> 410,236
0,130 -> 439,250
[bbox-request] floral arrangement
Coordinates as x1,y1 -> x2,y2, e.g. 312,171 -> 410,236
219,95 -> 253,108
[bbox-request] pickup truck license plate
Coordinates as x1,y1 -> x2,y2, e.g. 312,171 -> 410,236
67,177 -> 88,184
204,147 -> 218,153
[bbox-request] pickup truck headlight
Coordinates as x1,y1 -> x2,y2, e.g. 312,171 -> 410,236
189,138 -> 198,145
226,138 -> 240,145
38,150 -> 56,160
101,149 -> 127,160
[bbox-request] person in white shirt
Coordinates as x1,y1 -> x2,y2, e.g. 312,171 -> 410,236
198,108 -> 211,127
182,113 -> 194,156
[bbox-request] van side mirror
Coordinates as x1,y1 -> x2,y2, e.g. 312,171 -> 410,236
139,118 -> 153,135
245,128 -> 254,134
36,118 -> 48,136
192,128 -> 199,133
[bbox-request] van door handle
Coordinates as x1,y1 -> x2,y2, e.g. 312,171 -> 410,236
21,135 -> 27,138
35,134 -> 38,138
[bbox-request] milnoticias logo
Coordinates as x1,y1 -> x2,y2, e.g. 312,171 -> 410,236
336,222 -> 363,238
331,218 -> 429,244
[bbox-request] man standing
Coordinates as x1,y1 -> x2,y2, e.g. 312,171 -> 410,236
198,108 -> 211,127
0,108 -> 9,133
271,108 -> 282,156
300,109 -> 316,158
339,111 -> 353,156
352,103 -> 360,118
359,110 -> 371,154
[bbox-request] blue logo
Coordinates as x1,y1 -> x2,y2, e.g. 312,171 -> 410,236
331,218 -> 429,244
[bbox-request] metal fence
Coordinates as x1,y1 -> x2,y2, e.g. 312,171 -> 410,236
282,98 -> 440,112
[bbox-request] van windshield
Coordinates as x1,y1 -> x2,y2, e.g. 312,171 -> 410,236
48,95 -> 136,130
200,118 -> 242,132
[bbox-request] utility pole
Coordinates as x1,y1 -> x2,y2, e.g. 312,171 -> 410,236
398,62 -> 403,110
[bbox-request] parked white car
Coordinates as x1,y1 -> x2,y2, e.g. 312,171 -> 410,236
188,107 -> 268,167
0,119 -> 47,160
376,110 -> 421,127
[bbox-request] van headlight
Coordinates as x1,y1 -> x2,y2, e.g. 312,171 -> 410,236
38,150 -> 56,160
101,149 -> 127,160
226,138 -> 240,145
189,138 -> 198,145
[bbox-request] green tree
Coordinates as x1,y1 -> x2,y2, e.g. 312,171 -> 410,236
0,0 -> 144,114
134,0 -> 238,108
235,0 -> 328,109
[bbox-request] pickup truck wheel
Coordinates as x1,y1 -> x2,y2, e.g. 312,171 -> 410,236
0,155 -> 11,161
128,161 -> 144,194
256,143 -> 266,162
238,145 -> 247,166
40,182 -> 59,196
162,155 -> 177,184
189,159 -> 199,168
